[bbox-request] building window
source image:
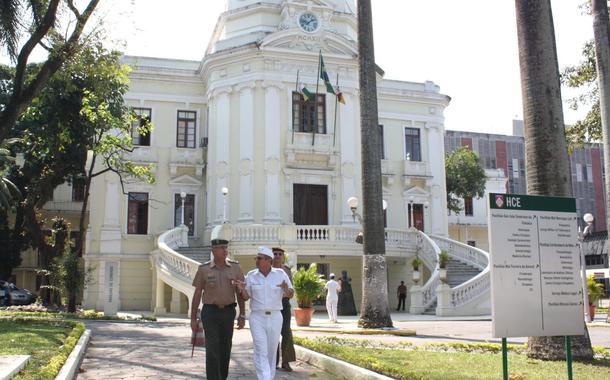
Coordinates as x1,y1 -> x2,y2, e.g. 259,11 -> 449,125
131,108 -> 151,146
512,158 -> 519,179
405,127 -> 421,161
127,192 -> 148,235
464,197 -> 473,216
292,92 -> 326,134
467,240 -> 476,247
177,111 -> 196,148
379,124 -> 385,159
71,176 -> 86,202
174,193 -> 195,236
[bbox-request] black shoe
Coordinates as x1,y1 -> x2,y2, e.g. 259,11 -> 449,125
281,362 -> 293,372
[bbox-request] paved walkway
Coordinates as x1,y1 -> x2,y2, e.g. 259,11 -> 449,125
77,319 -> 332,379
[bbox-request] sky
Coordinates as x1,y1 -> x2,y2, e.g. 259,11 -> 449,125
2,0 -> 595,136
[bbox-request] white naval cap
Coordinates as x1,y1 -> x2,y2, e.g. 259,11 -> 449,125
257,246 -> 273,259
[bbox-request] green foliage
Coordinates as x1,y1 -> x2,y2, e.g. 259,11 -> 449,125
587,275 -> 605,305
445,147 -> 486,214
438,250 -> 449,269
292,263 -> 326,308
411,257 -> 422,271
0,309 -> 157,321
0,138 -> 21,213
0,318 -> 85,380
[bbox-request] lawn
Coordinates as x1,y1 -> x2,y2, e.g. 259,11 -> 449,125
0,318 -> 85,380
295,336 -> 610,380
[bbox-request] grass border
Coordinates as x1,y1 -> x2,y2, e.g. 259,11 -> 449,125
1,317 -> 85,380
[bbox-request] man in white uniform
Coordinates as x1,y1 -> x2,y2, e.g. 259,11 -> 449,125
325,273 -> 341,323
238,246 -> 293,380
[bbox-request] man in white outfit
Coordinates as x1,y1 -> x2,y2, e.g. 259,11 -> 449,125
237,246 -> 294,380
325,273 -> 341,323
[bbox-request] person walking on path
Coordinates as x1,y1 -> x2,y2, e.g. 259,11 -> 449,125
237,246 -> 294,380
325,273 -> 341,323
272,247 -> 296,372
190,236 -> 247,380
397,281 -> 407,311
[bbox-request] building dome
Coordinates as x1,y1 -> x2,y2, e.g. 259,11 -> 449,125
227,0 -> 355,13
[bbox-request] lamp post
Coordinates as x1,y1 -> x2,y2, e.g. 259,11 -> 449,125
221,187 -> 229,223
179,191 -> 186,226
579,213 -> 594,322
348,196 -> 387,244
409,196 -> 415,229
423,201 -> 429,232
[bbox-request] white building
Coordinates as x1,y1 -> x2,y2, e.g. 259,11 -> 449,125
82,0 -> 490,317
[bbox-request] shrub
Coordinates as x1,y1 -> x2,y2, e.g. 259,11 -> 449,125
292,263 -> 326,308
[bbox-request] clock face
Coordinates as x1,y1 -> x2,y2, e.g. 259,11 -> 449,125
299,12 -> 319,33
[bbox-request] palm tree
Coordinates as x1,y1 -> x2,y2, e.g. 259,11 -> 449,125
515,0 -> 593,360
356,0 -> 392,328
0,139 -> 20,213
590,1 -> 610,325
0,0 -> 21,60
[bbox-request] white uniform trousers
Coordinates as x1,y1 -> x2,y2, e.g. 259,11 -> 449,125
326,298 -> 338,322
249,310 -> 283,380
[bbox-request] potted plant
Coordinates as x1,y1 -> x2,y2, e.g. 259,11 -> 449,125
411,257 -> 422,284
438,250 -> 450,283
292,263 -> 326,326
588,275 -> 604,320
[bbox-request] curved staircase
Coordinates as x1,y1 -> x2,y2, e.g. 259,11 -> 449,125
152,224 -> 491,317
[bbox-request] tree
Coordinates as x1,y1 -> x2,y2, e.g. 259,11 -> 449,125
515,0 -> 593,360
591,1 -> 610,326
3,42 -> 153,311
0,0 -> 101,142
445,147 -> 486,214
356,0 -> 392,328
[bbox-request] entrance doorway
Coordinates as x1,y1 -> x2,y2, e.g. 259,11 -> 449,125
293,184 -> 328,225
408,203 -> 424,231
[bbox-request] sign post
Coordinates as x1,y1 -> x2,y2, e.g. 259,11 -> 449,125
488,193 -> 583,379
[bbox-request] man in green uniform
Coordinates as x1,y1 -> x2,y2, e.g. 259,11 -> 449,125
191,237 -> 246,380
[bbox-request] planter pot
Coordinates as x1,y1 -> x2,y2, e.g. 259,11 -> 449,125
589,304 -> 596,320
439,268 -> 448,283
412,270 -> 420,284
294,307 -> 315,326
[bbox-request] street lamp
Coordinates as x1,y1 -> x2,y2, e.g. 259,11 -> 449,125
179,191 -> 186,226
578,213 -> 594,322
221,187 -> 229,223
347,196 -> 362,224
409,196 -> 415,229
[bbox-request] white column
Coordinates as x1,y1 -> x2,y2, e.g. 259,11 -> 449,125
426,123 -> 448,235
154,278 -> 166,314
340,93 -> 358,224
170,288 -> 182,314
103,261 -> 120,315
238,83 -> 255,222
100,181 -> 121,254
264,82 -> 283,223
213,88 -> 231,223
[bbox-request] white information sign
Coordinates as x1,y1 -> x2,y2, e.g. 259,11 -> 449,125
488,193 -> 584,338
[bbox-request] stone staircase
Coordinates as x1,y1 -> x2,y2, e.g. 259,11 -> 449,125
175,246 -> 210,264
446,257 -> 481,287
421,258 -> 481,315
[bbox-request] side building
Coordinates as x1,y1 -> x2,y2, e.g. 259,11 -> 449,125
445,120 -> 607,248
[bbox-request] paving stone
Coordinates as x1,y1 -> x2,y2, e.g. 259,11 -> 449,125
77,320 -> 332,379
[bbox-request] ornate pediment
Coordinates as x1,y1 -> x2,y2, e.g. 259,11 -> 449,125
169,174 -> 203,187
260,30 -> 357,57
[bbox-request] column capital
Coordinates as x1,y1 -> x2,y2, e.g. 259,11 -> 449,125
262,80 -> 285,91
235,81 -> 257,93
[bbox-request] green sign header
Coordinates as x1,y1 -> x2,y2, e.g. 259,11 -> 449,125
489,193 -> 576,212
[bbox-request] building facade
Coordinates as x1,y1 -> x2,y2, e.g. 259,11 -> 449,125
82,0 -> 470,315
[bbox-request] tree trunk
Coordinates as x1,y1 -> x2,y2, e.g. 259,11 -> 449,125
356,0 -> 392,328
515,0 -> 593,360
591,0 -> 610,324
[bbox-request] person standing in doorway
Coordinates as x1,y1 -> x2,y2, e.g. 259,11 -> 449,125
237,246 -> 293,380
190,237 -> 247,380
325,273 -> 341,323
272,247 -> 296,372
397,281 -> 407,311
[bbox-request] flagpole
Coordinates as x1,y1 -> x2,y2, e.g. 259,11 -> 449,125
333,72 -> 339,147
312,50 -> 322,146
293,70 -> 299,144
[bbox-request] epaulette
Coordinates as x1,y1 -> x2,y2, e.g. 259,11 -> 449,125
228,259 -> 240,264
